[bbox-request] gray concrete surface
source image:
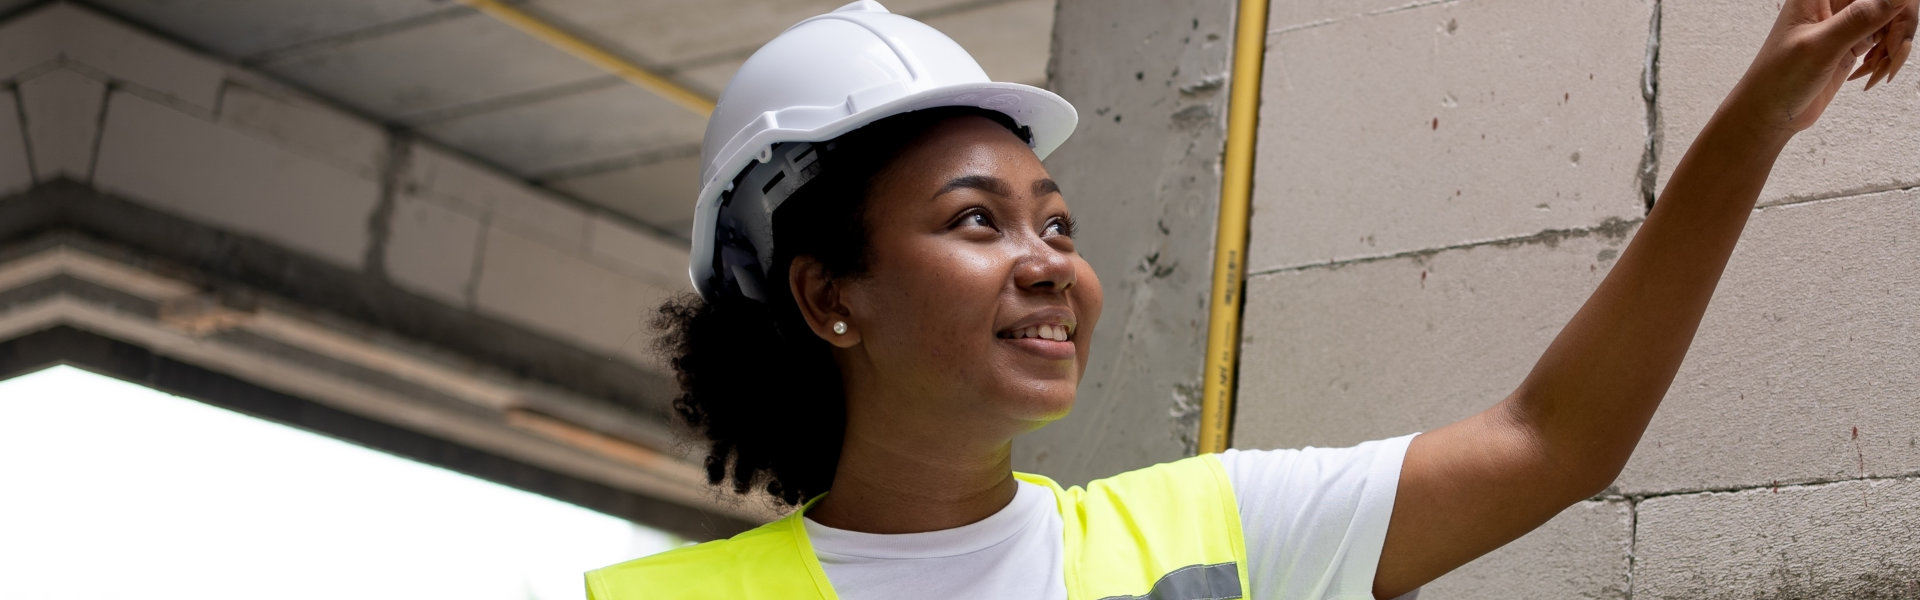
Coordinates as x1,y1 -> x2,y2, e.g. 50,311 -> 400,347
1658,0 -> 1920,207
1236,219 -> 1636,450
0,90 -> 28,194
1011,0 -> 1234,485
18,68 -> 105,181
1251,0 -> 1651,273
1619,188 -> 1920,495
1635,478 -> 1920,599
1419,500 -> 1633,600
1237,0 -> 1919,595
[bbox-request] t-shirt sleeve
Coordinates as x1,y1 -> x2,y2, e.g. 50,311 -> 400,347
1217,433 -> 1419,600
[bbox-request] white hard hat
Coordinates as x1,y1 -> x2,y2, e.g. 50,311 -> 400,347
689,0 -> 1078,301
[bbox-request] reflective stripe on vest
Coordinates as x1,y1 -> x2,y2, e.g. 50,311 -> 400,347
586,454 -> 1249,600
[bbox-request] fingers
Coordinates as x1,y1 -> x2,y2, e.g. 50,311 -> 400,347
1889,3 -> 1917,82
1820,0 -> 1903,52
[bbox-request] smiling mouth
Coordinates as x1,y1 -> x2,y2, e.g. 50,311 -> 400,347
997,323 -> 1074,342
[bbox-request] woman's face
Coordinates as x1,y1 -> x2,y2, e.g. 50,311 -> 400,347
834,115 -> 1103,436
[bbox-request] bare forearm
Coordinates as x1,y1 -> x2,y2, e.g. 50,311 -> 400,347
1506,109 -> 1792,489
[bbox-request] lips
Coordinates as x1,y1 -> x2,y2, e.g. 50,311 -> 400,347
996,310 -> 1078,360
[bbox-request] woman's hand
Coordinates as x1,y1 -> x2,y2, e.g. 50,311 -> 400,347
1723,0 -> 1915,135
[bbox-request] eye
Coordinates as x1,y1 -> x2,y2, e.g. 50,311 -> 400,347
953,207 -> 996,230
1045,215 -> 1078,238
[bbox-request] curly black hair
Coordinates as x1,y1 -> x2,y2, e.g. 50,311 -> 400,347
654,107 -> 1031,505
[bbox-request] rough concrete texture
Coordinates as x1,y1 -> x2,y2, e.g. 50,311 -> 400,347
384,194 -> 484,306
473,225 -> 671,367
1617,189 -> 1920,495
0,90 -> 28,195
257,11 -> 603,118
404,143 -> 592,253
216,81 -> 388,181
92,91 -> 379,268
1251,0 -> 1650,273
1011,0 -> 1233,485
0,4 -> 227,113
1419,500 -> 1633,599
586,215 -> 689,291
1235,220 -> 1636,449
1635,477 -> 1920,599
83,0 -> 454,59
920,0 -> 1056,85
416,80 -> 702,176
1658,0 -> 1920,206
17,68 -> 105,180
547,152 -> 702,234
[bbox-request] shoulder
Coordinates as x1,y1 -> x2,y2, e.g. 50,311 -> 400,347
587,516 -> 824,600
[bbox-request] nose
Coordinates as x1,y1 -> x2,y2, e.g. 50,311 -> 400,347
1012,235 -> 1075,293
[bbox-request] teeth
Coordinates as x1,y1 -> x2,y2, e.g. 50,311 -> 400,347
1005,325 -> 1070,341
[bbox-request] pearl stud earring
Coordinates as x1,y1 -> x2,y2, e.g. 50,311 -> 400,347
832,321 -> 848,335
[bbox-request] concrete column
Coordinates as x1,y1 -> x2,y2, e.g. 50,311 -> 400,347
1016,0 -> 1235,485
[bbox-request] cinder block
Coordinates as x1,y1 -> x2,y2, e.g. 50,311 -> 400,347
92,91 -> 379,268
1420,500 -> 1632,599
17,67 -> 106,181
1267,0 -> 1422,32
1234,221 -> 1637,450
0,91 -> 30,195
217,82 -> 388,181
585,215 -> 688,291
546,153 -> 701,232
415,80 -> 703,176
1658,0 -> 1920,205
0,4 -> 62,80
21,4 -> 228,112
1618,189 -> 1920,495
473,225 -> 671,367
384,194 -> 484,306
1251,0 -> 1651,272
1635,478 -> 1920,599
406,144 -> 589,252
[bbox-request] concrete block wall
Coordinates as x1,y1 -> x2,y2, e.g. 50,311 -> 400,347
1237,0 -> 1919,597
0,2 -> 686,370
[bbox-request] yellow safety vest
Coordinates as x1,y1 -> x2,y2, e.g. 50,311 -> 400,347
587,454 -> 1249,600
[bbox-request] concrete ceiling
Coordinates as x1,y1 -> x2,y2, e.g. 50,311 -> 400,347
79,0 -> 1057,238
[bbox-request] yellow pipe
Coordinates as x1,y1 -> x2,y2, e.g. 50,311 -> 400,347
1197,0 -> 1271,454
458,0 -> 716,116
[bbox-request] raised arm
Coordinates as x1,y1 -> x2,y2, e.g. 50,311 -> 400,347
1371,0 -> 1916,597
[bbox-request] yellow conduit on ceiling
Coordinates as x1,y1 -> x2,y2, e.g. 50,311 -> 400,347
458,0 -> 716,116
1197,0 -> 1270,455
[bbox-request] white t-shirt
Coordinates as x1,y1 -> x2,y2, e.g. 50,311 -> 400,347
803,434 -> 1418,600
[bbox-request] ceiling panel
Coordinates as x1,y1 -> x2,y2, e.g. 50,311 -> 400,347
923,0 -> 1055,86
85,0 -> 452,59
530,0 -> 1004,67
258,11 -> 605,118
548,153 -> 703,235
417,81 -> 705,176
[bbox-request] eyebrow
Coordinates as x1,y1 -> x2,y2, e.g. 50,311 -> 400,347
933,175 -> 1011,200
931,175 -> 1061,200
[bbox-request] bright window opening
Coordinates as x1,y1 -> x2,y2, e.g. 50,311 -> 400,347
0,365 -> 680,600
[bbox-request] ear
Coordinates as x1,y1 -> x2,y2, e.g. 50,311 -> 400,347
789,256 -> 859,348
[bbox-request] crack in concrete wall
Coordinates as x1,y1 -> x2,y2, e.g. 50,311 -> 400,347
1638,1 -> 1663,213
362,129 -> 411,278
1247,216 -> 1642,277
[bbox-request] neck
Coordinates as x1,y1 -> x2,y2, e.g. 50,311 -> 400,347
805,424 -> 1020,534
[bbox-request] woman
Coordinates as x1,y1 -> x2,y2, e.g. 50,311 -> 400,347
591,1 -> 1915,598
